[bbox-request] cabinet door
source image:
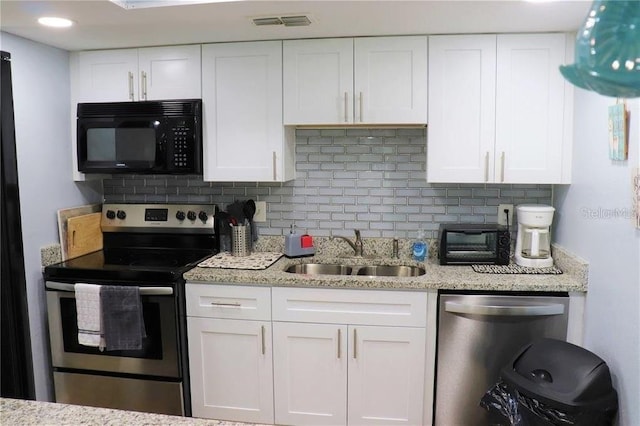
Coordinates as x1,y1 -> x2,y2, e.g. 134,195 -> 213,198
138,45 -> 201,100
202,41 -> 284,182
354,36 -> 428,124
427,35 -> 497,183
348,325 -> 426,425
495,34 -> 567,183
283,38 -> 354,125
187,317 -> 274,424
273,322 -> 347,426
77,49 -> 138,102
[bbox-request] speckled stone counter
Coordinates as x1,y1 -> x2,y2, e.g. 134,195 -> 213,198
0,398 -> 263,426
184,239 -> 588,293
40,238 -> 587,292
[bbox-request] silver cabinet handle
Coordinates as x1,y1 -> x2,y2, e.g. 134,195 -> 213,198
128,71 -> 134,101
445,301 -> 565,317
353,328 -> 357,359
337,328 -> 341,359
484,152 -> 490,182
500,151 -> 506,182
45,282 -> 173,296
272,151 -> 277,181
141,71 -> 147,100
210,302 -> 241,307
359,91 -> 363,122
344,92 -> 349,122
261,325 -> 266,355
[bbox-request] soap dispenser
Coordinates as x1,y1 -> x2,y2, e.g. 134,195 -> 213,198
284,224 -> 316,258
412,229 -> 427,262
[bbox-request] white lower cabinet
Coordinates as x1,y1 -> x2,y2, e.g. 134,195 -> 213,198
186,284 -> 431,426
273,322 -> 348,425
272,287 -> 428,426
186,284 -> 274,424
348,325 -> 426,425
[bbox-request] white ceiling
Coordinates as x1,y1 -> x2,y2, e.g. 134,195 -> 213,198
1,0 -> 591,52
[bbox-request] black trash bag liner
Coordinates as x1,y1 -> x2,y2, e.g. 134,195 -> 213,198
481,380 -> 616,426
480,380 -> 524,426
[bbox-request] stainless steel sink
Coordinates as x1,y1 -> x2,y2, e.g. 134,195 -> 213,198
285,263 -> 353,275
285,263 -> 425,277
355,265 -> 426,277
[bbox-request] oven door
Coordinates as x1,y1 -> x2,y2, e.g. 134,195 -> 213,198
45,281 -> 179,378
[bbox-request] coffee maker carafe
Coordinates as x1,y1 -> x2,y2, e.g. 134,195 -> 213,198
515,205 -> 555,268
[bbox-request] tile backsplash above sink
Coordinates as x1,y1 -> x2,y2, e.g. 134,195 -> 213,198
103,128 -> 552,239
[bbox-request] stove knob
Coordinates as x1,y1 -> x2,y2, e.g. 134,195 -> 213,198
106,210 -> 116,220
198,211 -> 208,222
187,211 -> 197,221
116,210 -> 126,220
176,211 -> 186,221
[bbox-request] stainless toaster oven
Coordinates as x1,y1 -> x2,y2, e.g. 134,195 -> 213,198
438,224 -> 510,265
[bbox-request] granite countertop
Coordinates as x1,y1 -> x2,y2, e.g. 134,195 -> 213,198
184,242 -> 588,293
41,237 -> 588,293
0,398 -> 264,426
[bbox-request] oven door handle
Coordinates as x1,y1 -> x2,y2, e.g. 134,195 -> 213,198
45,282 -> 174,296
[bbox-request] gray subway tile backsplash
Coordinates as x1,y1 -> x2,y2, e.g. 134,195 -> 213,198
102,128 -> 552,238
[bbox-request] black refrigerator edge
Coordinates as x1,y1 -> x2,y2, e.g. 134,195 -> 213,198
1,50 -> 36,399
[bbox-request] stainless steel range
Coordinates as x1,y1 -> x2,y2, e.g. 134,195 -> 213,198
43,204 -> 217,416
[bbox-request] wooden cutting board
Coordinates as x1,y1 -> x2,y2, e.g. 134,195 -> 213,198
57,204 -> 101,260
66,213 -> 103,259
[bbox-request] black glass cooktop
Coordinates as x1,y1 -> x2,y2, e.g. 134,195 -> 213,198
44,247 -> 215,284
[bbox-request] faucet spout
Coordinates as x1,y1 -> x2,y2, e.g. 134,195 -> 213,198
331,229 -> 364,257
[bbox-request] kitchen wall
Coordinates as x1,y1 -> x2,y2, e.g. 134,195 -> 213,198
0,32 -> 102,401
103,128 -> 552,239
554,93 -> 639,426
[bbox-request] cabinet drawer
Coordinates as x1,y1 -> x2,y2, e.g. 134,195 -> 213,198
186,284 -> 271,321
272,287 -> 427,327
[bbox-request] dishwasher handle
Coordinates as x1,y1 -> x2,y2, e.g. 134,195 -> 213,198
444,301 -> 565,317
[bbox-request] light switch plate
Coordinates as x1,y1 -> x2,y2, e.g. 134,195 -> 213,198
498,204 -> 514,226
254,201 -> 267,222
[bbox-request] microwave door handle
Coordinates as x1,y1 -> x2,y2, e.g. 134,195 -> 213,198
444,301 -> 565,317
45,282 -> 173,296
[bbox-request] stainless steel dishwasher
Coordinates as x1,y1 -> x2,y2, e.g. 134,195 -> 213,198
434,292 -> 569,426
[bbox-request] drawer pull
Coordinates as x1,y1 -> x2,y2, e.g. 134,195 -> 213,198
210,302 -> 241,307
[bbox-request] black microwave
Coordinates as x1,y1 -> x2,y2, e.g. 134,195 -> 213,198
77,99 -> 202,174
438,223 -> 511,265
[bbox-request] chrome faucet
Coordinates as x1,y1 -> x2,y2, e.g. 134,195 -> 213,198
331,229 -> 364,257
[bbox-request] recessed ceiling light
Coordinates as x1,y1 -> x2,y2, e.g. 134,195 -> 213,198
38,17 -> 74,28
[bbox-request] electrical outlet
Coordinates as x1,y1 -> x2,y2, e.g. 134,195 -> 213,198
498,204 -> 514,226
254,201 -> 267,222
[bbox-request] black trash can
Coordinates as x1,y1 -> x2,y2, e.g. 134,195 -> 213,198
481,338 -> 618,426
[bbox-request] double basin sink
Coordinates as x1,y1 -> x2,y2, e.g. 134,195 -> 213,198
285,263 -> 426,277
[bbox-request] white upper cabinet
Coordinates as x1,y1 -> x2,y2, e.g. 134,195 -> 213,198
137,45 -> 202,100
427,33 -> 572,184
427,35 -> 497,183
354,37 -> 428,124
77,49 -> 139,102
284,36 -> 428,125
76,45 -> 201,102
495,34 -> 568,184
201,41 -> 295,182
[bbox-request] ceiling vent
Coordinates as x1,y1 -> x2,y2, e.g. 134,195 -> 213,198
252,15 -> 311,27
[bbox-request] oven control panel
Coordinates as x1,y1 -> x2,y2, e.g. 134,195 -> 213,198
102,204 -> 216,234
